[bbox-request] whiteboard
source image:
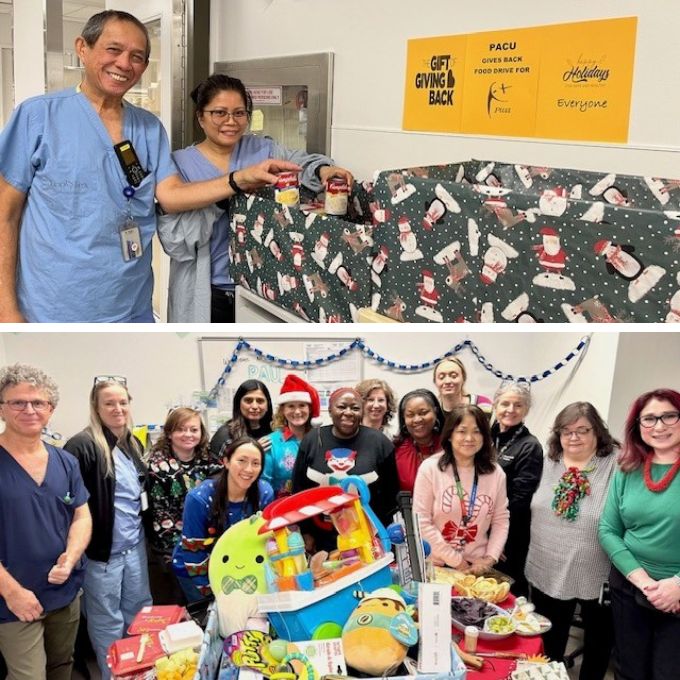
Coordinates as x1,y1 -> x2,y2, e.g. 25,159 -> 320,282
198,335 -> 363,417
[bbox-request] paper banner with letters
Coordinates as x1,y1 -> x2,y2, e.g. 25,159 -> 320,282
403,34 -> 467,132
533,17 -> 637,142
461,27 -> 540,137
402,17 -> 636,143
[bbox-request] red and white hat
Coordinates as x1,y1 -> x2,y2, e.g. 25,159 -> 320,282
539,226 -> 559,237
593,239 -> 611,255
278,374 -> 321,422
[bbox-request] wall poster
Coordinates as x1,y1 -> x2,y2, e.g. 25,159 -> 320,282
402,17 -> 637,144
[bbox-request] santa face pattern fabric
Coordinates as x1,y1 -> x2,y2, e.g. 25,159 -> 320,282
372,161 -> 680,323
228,184 -> 374,322
229,163 -> 680,323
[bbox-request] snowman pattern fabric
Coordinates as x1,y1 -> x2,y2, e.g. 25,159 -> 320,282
228,162 -> 680,323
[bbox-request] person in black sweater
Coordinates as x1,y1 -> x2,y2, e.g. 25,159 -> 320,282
292,386 -> 399,553
209,379 -> 273,456
490,381 -> 543,595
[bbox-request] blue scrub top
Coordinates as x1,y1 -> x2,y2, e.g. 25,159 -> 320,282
0,443 -> 89,622
0,88 -> 178,322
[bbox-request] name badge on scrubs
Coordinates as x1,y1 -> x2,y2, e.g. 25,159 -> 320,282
140,490 -> 149,512
120,218 -> 143,262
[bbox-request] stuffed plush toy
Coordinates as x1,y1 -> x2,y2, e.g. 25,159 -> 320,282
341,587 -> 418,676
208,514 -> 270,637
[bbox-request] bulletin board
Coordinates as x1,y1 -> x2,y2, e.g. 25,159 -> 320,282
197,336 -> 363,417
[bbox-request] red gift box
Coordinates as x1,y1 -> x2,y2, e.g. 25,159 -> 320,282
106,632 -> 165,676
127,605 -> 188,635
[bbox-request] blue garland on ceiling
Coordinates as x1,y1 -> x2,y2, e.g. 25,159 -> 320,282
208,335 -> 590,399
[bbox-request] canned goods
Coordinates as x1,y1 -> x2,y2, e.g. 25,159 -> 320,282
275,171 -> 300,208
324,177 -> 349,216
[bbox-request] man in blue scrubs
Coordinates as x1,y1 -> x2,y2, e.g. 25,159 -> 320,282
0,364 -> 92,680
0,10 -> 299,323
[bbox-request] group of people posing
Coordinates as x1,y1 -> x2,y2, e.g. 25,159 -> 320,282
0,358 -> 679,680
0,10 -> 353,324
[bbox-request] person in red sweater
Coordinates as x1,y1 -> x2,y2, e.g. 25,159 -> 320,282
393,389 -> 445,493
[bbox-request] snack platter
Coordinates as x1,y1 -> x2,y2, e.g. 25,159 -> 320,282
450,597 -> 515,640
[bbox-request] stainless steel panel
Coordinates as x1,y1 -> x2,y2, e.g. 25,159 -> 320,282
214,53 -> 334,156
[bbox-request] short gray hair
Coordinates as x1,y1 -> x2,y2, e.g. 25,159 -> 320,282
0,363 -> 59,407
81,10 -> 150,62
493,380 -> 531,411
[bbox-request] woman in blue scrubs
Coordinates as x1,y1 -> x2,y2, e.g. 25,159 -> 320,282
64,377 -> 150,680
158,74 -> 355,322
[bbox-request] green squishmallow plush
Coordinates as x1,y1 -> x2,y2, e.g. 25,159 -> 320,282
208,514 -> 270,636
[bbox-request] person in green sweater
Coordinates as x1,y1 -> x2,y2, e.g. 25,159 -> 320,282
599,388 -> 680,680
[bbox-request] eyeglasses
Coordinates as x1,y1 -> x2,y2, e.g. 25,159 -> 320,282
93,375 -> 127,386
638,412 -> 680,428
559,426 -> 593,438
0,399 -> 52,412
203,109 -> 249,124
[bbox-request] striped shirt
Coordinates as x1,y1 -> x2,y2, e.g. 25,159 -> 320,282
525,453 -> 616,600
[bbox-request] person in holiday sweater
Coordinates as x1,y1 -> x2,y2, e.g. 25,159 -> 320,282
412,404 -> 509,575
525,402 -> 618,680
291,387 -> 399,553
599,389 -> 680,680
158,73 -> 354,322
490,381 -> 543,596
355,378 -> 397,433
433,357 -> 492,417
147,407 -> 221,602
209,379 -> 273,458
172,437 -> 274,602
264,375 -> 320,497
393,389 -> 445,494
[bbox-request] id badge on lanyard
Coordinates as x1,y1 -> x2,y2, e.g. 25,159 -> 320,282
114,140 -> 149,263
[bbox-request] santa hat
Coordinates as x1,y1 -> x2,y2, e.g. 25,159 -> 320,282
278,374 -> 321,423
319,232 -> 330,245
398,216 -> 411,231
422,269 -> 434,280
593,239 -> 611,255
539,226 -> 558,237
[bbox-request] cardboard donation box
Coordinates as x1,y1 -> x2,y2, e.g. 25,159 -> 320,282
230,162 -> 680,323
229,184 -> 375,323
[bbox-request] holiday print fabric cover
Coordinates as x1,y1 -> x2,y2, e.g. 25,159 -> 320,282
229,162 -> 680,323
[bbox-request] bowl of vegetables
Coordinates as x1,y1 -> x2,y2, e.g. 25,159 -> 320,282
450,597 -> 515,640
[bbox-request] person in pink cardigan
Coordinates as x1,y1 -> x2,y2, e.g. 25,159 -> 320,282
413,404 -> 509,574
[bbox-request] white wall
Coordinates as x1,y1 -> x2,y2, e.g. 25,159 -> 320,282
0,328 -> 640,448
211,0 -> 680,180
608,331 -> 680,440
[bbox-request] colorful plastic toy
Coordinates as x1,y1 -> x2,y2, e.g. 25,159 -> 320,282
256,476 -> 394,641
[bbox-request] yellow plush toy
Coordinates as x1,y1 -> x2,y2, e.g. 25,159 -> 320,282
341,588 -> 418,676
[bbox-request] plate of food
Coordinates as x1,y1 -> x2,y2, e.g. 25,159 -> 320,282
513,612 -> 552,637
450,597 -> 515,640
510,598 -> 552,636
432,567 -> 512,603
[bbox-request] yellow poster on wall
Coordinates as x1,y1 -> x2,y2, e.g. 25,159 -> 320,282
402,17 -> 637,144
461,27 -> 541,137
534,17 -> 637,142
403,34 -> 468,132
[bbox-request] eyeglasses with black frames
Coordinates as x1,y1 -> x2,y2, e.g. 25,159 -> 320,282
203,108 -> 249,124
0,399 -> 52,412
559,426 -> 593,438
638,412 -> 680,428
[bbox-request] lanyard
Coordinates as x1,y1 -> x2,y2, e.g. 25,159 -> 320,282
452,459 -> 478,526
494,424 -> 526,456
